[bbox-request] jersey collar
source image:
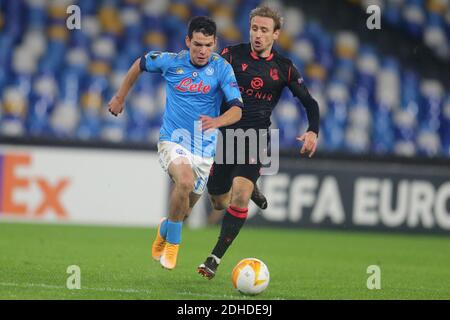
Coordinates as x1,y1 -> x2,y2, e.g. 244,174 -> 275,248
248,43 -> 275,61
188,54 -> 214,69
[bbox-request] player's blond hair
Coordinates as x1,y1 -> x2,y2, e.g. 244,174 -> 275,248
249,6 -> 284,31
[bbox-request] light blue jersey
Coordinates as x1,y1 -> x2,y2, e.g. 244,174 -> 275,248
141,50 -> 242,158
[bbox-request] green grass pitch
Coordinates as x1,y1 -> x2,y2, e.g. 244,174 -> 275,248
0,222 -> 449,300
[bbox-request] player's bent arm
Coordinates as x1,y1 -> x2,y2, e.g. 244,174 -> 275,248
108,58 -> 143,116
290,83 -> 320,157
199,101 -> 242,131
116,58 -> 143,101
287,69 -> 320,157
290,82 -> 320,135
216,105 -> 242,127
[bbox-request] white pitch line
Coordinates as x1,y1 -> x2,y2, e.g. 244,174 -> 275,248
0,282 -> 259,299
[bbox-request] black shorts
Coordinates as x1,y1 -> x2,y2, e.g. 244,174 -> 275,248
207,128 -> 270,196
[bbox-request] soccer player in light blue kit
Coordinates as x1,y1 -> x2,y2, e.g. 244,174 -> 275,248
108,17 -> 243,270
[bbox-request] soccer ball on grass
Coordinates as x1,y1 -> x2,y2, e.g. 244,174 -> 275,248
231,258 -> 270,295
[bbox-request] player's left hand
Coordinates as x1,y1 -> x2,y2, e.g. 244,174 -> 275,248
108,95 -> 124,117
297,131 -> 318,158
199,115 -> 220,131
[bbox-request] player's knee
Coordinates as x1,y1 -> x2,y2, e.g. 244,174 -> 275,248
175,176 -> 194,194
211,197 -> 227,210
231,188 -> 252,208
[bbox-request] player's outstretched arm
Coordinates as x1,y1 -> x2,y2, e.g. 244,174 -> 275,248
287,65 -> 320,158
108,58 -> 143,116
200,106 -> 242,131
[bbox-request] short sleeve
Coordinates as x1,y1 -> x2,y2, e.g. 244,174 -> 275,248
140,51 -> 174,74
218,59 -> 242,105
220,46 -> 232,63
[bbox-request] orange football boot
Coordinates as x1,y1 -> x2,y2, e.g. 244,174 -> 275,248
151,218 -> 167,261
160,243 -> 180,270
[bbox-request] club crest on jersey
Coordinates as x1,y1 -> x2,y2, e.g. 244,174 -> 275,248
242,63 -> 248,71
192,71 -> 198,78
270,68 -> 279,81
205,66 -> 214,76
176,68 -> 184,74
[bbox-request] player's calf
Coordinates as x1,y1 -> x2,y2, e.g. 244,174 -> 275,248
198,205 -> 248,278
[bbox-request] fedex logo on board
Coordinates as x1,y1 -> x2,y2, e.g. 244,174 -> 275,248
0,153 -> 70,218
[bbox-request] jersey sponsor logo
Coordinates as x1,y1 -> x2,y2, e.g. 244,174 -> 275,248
238,86 -> 273,101
175,77 -> 211,94
242,63 -> 248,71
270,68 -> 279,81
250,77 -> 264,90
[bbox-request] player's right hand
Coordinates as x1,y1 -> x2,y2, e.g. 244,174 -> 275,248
297,131 -> 318,158
108,95 -> 124,117
199,115 -> 220,131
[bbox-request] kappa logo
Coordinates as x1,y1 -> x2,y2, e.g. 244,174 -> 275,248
242,63 -> 248,71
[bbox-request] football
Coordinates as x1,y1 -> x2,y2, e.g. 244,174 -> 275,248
231,258 -> 270,295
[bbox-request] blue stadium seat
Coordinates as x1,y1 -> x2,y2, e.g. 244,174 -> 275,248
0,0 -> 448,159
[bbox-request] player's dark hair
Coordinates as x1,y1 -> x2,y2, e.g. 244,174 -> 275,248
188,16 -> 217,39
